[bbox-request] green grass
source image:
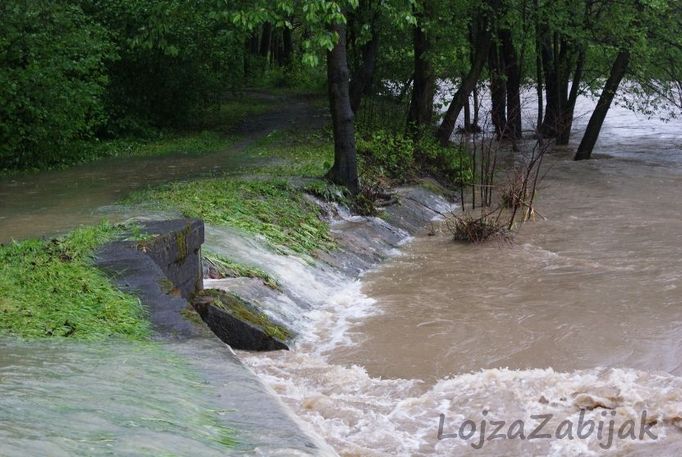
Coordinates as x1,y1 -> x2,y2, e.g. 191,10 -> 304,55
87,131 -> 238,161
82,97 -> 281,163
127,177 -> 335,255
0,96 -> 278,176
203,251 -> 280,289
247,128 -> 334,177
191,97 -> 278,132
0,222 -> 150,340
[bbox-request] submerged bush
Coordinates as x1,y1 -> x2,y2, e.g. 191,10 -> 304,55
446,212 -> 512,244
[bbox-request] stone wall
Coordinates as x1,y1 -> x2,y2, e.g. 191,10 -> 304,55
95,218 -> 204,337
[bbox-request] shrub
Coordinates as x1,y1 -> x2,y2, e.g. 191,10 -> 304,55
80,0 -> 246,133
357,130 -> 416,183
0,0 -> 113,170
416,135 -> 473,185
446,212 -> 512,244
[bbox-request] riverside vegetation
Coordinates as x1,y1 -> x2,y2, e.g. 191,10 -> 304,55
0,111 -> 469,339
3,0 -> 682,337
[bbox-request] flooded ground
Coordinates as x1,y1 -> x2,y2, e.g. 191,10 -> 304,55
243,95 -> 682,456
0,339 -> 239,456
4,88 -> 682,456
0,97 -> 320,242
0,338 -> 332,456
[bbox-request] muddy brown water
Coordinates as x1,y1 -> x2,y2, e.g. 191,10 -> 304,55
242,96 -> 682,456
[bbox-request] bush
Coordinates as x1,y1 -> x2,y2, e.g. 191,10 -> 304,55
416,135 -> 473,185
80,0 -> 246,134
445,212 -> 512,244
356,130 -> 472,187
357,130 -> 416,183
0,0 -> 113,170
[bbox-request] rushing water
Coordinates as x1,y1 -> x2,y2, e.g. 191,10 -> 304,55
241,94 -> 682,456
0,339 -> 240,456
4,90 -> 682,456
0,338 -> 333,456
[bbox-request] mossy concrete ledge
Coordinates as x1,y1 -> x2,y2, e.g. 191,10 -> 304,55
94,219 -> 205,337
94,218 -> 292,351
193,289 -> 289,351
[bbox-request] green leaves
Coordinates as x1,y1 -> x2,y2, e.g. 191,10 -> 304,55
0,0 -> 113,169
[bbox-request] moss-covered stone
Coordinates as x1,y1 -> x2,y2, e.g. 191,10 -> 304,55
192,289 -> 290,350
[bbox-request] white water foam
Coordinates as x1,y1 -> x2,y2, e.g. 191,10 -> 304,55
206,207 -> 682,456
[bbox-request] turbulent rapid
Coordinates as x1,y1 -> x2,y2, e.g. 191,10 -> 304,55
234,94 -> 682,456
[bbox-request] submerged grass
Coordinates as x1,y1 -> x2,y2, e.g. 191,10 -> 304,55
203,251 -> 280,290
0,222 -> 150,340
128,177 -> 335,255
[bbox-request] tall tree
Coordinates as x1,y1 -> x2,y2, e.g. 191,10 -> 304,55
349,0 -> 380,113
500,28 -> 522,139
407,0 -> 435,134
437,6 -> 494,145
574,49 -> 630,160
326,21 -> 360,193
489,39 -> 507,138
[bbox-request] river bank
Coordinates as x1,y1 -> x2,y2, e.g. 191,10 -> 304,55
0,92 -> 465,455
241,96 -> 682,456
4,90 -> 682,456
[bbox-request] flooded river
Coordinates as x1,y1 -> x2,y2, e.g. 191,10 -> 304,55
3,90 -> 682,456
243,95 -> 682,456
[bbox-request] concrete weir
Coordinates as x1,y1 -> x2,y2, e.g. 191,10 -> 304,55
94,218 -> 337,456
92,181 -> 454,456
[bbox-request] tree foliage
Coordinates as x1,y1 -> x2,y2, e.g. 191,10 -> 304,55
0,0 -> 113,168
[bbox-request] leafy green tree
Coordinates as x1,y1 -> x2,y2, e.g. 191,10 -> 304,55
80,0 -> 245,133
0,0 -> 113,169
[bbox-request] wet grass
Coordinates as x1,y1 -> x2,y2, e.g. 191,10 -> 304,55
0,222 -> 150,339
82,97 -> 280,162
248,129 -> 334,177
0,97 -> 277,176
127,177 -> 335,256
87,131 -> 237,161
203,251 -> 280,290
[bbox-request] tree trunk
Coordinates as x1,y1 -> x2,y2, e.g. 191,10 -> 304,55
326,22 -> 359,193
501,29 -> 522,139
473,85 -> 480,127
282,27 -> 293,66
349,28 -> 379,113
407,1 -> 435,134
556,50 -> 585,145
539,32 -> 560,136
574,50 -> 629,160
534,3 -> 543,131
489,41 -> 507,138
259,23 -> 272,58
437,20 -> 492,145
463,89 -> 472,130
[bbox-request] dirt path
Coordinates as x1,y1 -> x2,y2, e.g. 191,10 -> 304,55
0,93 -> 326,242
